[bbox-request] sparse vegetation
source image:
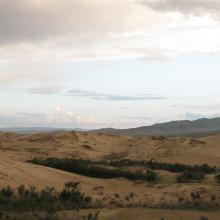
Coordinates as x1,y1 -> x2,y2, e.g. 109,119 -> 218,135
0,181 -> 100,220
0,181 -> 91,212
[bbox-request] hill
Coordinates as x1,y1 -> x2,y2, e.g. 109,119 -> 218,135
93,117 -> 220,137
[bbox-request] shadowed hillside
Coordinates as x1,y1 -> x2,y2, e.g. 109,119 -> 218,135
93,117 -> 220,137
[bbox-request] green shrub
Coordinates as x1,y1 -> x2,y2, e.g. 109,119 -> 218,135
215,174 -> 220,183
29,158 -> 158,182
145,170 -> 157,182
99,159 -> 216,174
177,171 -> 205,183
0,186 -> 13,198
199,216 -> 209,220
17,184 -> 26,198
82,211 -> 100,220
0,181 -> 91,212
190,191 -> 201,200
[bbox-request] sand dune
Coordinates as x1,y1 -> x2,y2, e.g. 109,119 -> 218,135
0,131 -> 219,207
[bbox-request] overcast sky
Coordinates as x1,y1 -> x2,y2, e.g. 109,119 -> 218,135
1,0 -> 220,129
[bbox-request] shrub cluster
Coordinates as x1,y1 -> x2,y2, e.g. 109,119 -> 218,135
96,159 -> 216,174
0,212 -> 100,220
160,217 -> 209,220
176,171 -> 205,183
0,181 -> 91,212
215,174 -> 220,184
29,158 -> 158,182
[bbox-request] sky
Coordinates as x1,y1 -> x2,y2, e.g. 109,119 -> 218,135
1,0 -> 220,129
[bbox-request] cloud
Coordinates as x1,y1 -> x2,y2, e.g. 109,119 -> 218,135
26,86 -> 64,94
0,107 -> 98,128
0,0 -> 160,44
138,0 -> 220,17
0,108 -> 150,129
183,112 -> 220,120
172,103 -> 220,110
109,115 -> 151,120
51,106 -> 97,125
0,0 -> 101,43
67,89 -> 167,101
24,87 -> 167,101
0,0 -> 176,66
0,0 -> 219,79
184,112 -> 207,120
0,0 -> 179,63
0,112 -> 47,127
0,72 -> 30,86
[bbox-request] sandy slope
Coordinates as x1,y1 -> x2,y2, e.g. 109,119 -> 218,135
0,156 -> 76,189
0,131 -> 128,161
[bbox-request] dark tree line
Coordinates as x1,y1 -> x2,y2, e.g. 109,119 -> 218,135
95,159 -> 216,174
29,158 -> 158,182
29,158 -> 217,184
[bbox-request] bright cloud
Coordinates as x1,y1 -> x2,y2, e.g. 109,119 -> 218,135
50,106 -> 97,125
0,106 -> 98,128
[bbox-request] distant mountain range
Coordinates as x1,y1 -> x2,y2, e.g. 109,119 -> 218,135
0,127 -> 87,134
92,117 -> 220,137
